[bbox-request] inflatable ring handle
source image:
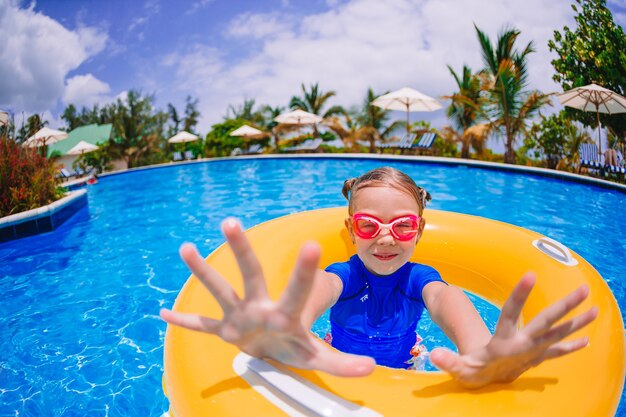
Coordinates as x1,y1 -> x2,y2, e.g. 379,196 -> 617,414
233,353 -> 382,417
532,237 -> 578,266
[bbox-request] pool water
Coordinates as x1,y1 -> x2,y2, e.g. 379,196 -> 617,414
1,157 -> 624,416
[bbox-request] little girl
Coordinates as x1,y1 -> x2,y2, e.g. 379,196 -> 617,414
161,167 -> 596,387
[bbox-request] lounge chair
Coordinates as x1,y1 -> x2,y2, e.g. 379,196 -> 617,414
284,138 -> 323,152
242,144 -> 263,155
58,168 -> 73,179
578,143 -> 602,172
412,132 -> 437,154
378,134 -> 417,150
184,150 -> 195,160
173,151 -> 183,161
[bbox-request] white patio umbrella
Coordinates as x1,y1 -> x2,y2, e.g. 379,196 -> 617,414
229,125 -> 264,138
23,127 -> 69,148
0,110 -> 8,126
371,87 -> 443,133
67,141 -> 99,155
167,131 -> 199,144
274,109 -> 323,137
557,83 -> 626,155
274,109 -> 323,125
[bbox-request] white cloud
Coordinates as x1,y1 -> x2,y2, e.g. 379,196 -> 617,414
63,74 -> 112,108
0,1 -> 107,113
227,12 -> 294,39
164,0 -> 575,133
185,0 -> 214,16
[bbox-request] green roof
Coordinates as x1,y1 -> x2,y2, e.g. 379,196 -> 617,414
47,123 -> 112,156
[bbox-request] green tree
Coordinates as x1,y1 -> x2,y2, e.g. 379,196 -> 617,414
290,83 -> 344,118
548,0 -> 626,138
443,65 -> 489,158
325,88 -> 402,152
260,105 -> 284,149
183,96 -> 201,135
204,119 -> 250,157
166,103 -> 182,138
524,111 -> 592,170
109,90 -> 168,168
476,25 -> 551,164
16,113 -> 47,144
226,99 -> 265,126
61,104 -> 106,130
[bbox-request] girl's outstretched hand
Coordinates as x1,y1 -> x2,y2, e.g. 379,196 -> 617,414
160,218 -> 375,378
429,273 -> 598,388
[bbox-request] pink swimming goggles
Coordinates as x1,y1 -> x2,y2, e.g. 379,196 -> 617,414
351,213 -> 421,241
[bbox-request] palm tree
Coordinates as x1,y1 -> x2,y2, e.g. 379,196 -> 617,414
475,25 -> 551,164
443,65 -> 490,158
289,83 -> 345,139
325,88 -> 402,152
289,83 -> 345,118
226,99 -> 265,126
260,105 -> 284,149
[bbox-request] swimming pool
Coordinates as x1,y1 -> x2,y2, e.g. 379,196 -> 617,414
1,157 -> 624,416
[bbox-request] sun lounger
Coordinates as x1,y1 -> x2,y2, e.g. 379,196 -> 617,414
413,132 -> 437,149
578,143 -> 602,171
57,168 -> 73,179
284,138 -> 323,152
411,132 -> 437,155
378,134 -> 417,149
242,144 -> 263,155
173,151 -> 183,161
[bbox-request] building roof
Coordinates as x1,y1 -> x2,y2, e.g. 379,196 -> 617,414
48,123 -> 112,156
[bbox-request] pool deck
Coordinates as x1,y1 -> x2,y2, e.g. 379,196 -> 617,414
98,153 -> 626,193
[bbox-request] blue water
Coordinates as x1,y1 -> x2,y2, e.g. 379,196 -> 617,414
1,157 -> 624,416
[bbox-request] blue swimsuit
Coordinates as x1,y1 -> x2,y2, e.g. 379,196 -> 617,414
325,255 -> 444,368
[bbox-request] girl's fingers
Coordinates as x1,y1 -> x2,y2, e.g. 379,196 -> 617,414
221,218 -> 268,300
160,308 -> 221,334
313,345 -> 376,377
536,336 -> 590,363
523,285 -> 590,337
180,243 -> 240,313
531,307 -> 598,347
494,273 -> 536,339
429,348 -> 465,379
278,242 -> 321,316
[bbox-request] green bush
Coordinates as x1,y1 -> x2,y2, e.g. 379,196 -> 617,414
0,136 -> 65,217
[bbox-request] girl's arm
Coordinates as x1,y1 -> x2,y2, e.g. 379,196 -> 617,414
160,219 -> 374,377
422,274 -> 597,388
422,281 -> 491,354
301,270 -> 343,329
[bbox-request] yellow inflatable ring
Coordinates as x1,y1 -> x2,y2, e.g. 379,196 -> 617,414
163,208 -> 625,416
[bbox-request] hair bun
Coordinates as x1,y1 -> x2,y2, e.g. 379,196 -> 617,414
342,178 -> 358,200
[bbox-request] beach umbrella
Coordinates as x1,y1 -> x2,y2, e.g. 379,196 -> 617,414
274,109 -> 323,137
557,83 -> 626,155
0,110 -> 8,126
23,127 -> 69,148
371,87 -> 443,133
167,131 -> 199,144
67,141 -> 99,155
274,109 -> 323,125
230,125 -> 264,138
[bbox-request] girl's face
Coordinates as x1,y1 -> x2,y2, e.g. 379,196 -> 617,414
346,186 -> 425,276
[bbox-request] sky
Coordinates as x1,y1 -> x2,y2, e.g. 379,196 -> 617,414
1,0 -> 626,139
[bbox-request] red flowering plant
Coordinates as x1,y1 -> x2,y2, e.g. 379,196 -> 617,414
0,135 -> 65,217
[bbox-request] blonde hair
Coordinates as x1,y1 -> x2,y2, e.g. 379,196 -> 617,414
342,167 -> 431,215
